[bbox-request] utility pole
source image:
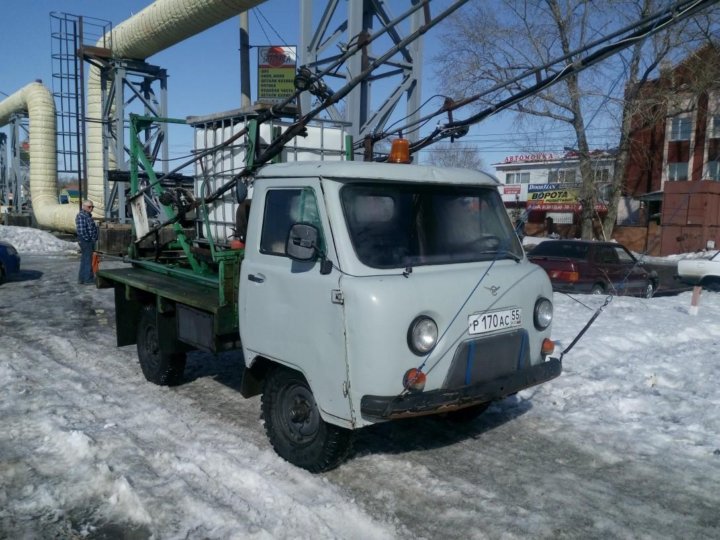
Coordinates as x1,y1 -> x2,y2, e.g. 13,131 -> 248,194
239,12 -> 251,109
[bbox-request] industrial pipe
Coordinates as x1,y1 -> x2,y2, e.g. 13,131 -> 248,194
86,0 -> 266,218
0,82 -> 77,231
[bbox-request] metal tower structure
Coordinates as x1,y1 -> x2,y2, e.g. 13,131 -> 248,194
51,13 -> 88,203
50,13 -> 111,204
103,59 -> 169,224
3,114 -> 30,213
80,52 -> 170,223
299,0 -> 424,152
46,12 -> 168,224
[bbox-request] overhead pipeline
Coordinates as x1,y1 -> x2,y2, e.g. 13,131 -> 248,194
0,82 -> 77,231
86,0 -> 267,218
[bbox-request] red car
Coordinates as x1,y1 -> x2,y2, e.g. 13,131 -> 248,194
527,239 -> 657,298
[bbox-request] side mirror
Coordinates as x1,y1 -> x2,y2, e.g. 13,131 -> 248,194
286,223 -> 319,261
235,180 -> 248,203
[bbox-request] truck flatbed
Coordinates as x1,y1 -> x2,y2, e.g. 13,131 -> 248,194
97,263 -> 241,352
97,266 -> 223,313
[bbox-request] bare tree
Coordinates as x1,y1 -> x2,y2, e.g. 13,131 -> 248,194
435,0 -> 718,240
603,1 -> 719,239
423,142 -> 485,170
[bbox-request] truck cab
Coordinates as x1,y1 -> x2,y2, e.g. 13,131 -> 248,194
239,161 -> 559,469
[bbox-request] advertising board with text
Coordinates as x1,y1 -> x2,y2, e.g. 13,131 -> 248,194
526,183 -> 607,211
258,46 -> 297,104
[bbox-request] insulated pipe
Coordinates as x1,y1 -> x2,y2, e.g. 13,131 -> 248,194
0,82 -> 77,231
86,0 -> 266,217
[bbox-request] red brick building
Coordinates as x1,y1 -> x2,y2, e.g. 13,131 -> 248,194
625,44 -> 720,254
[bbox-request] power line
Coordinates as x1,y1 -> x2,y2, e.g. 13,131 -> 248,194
251,8 -> 273,45
253,6 -> 288,46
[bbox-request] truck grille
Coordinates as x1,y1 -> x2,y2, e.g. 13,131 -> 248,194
442,329 -> 530,389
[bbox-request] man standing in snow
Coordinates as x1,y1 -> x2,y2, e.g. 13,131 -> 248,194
76,199 -> 98,284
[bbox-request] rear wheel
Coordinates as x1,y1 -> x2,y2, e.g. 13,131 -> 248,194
261,367 -> 353,472
643,281 -> 655,299
136,305 -> 186,386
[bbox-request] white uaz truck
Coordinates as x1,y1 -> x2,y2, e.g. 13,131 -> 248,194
98,157 -> 560,472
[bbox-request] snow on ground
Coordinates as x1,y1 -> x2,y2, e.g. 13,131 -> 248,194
1,225 -> 719,539
0,224 -> 78,254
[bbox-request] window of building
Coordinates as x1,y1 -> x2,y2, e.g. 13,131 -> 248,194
669,116 -> 691,141
548,169 -> 576,184
708,161 -> 720,181
711,115 -> 720,139
506,172 -> 530,184
667,162 -> 688,181
593,168 -> 610,183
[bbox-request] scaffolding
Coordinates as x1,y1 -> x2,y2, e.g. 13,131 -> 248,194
50,12 -> 111,203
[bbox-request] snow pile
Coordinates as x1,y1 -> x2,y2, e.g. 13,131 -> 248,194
0,225 -> 78,254
656,249 -> 719,261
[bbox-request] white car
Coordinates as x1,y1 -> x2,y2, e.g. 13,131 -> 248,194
677,251 -> 720,291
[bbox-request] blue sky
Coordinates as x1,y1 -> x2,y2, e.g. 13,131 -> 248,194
0,0 -> 559,173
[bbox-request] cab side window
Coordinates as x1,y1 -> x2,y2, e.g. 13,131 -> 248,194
615,246 -> 634,264
260,188 -> 325,256
596,246 -> 619,264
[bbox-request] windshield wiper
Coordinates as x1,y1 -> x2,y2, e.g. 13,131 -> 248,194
477,249 -> 522,262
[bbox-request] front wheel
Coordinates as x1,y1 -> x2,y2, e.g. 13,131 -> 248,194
590,284 -> 605,295
261,367 -> 353,472
702,278 -> 720,292
137,305 -> 186,386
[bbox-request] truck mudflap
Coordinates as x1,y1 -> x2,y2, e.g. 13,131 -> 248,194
360,358 -> 561,420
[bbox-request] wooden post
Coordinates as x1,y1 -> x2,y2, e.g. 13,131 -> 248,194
689,286 -> 702,315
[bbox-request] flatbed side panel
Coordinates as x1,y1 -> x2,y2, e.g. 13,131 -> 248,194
97,267 -> 223,313
114,283 -> 142,347
98,266 -> 240,350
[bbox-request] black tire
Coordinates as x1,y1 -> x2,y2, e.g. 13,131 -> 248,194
261,367 -> 353,472
643,281 -> 655,299
702,278 -> 720,292
0,264 -> 5,285
136,306 -> 186,386
590,284 -> 605,295
443,402 -> 491,423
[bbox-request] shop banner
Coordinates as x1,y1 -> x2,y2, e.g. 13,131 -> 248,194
527,183 -> 580,204
526,183 -> 607,211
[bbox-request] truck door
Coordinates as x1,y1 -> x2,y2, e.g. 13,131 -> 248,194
240,179 -> 352,424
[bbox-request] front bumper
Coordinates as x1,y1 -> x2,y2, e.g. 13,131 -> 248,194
360,357 -> 561,420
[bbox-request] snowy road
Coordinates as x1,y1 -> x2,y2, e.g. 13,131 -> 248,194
1,251 -> 719,539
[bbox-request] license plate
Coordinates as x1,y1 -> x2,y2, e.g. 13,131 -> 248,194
468,308 -> 521,335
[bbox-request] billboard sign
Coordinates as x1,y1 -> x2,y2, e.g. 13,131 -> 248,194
257,46 -> 297,104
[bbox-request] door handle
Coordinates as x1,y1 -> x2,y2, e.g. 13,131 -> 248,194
248,273 -> 265,283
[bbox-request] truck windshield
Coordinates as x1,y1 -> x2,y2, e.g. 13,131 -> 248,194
341,183 -> 523,268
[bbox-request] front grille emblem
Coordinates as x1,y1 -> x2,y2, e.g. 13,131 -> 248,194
484,285 -> 501,296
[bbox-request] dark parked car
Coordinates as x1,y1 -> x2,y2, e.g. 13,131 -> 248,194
527,239 -> 657,298
0,240 -> 21,284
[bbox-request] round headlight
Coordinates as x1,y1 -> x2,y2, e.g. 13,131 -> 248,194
534,297 -> 553,330
407,316 -> 438,356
